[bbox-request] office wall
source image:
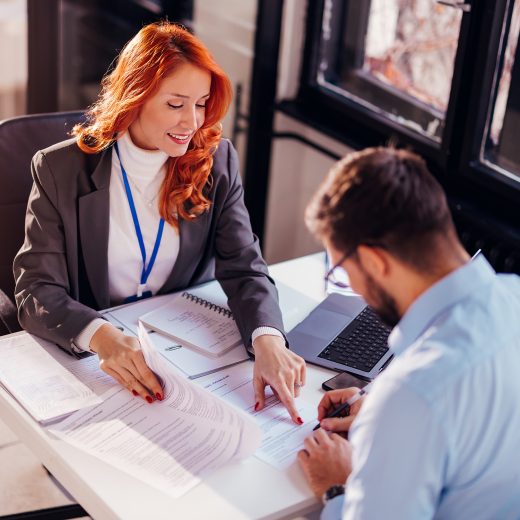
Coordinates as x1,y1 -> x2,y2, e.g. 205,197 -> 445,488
264,114 -> 353,264
262,0 -> 353,263
192,0 -> 256,172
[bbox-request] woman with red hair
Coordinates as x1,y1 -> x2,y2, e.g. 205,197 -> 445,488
14,22 -> 305,423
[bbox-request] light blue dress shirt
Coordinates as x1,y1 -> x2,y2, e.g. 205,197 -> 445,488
322,256 -> 520,519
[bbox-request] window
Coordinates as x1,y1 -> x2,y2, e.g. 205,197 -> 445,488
296,0 -> 520,201
482,0 -> 520,184
315,0 -> 463,142
245,0 -> 519,266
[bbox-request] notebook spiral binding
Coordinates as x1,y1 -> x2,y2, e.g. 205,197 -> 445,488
181,292 -> 234,319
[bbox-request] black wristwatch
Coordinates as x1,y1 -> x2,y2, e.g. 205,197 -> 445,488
322,484 -> 345,505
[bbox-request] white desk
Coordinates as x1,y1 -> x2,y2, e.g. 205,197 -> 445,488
0,253 -> 337,519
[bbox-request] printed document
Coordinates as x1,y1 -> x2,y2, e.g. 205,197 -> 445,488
0,333 -> 103,424
147,330 -> 248,378
140,291 -> 241,357
48,324 -> 262,499
101,284 -> 249,378
39,341 -> 117,397
197,363 -> 317,470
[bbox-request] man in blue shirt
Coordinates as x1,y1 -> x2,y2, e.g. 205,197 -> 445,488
300,147 -> 520,519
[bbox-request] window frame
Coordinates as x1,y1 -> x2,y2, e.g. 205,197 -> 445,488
457,0 -> 520,201
298,0 -> 475,167
292,0 -> 519,220
316,0 -> 449,144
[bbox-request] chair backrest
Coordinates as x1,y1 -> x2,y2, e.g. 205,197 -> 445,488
0,111 -> 85,302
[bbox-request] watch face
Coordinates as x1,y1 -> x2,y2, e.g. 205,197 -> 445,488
324,484 -> 345,504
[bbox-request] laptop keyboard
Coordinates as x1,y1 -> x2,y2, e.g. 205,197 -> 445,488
318,307 -> 391,372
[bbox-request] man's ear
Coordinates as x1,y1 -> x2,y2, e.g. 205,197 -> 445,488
357,245 -> 390,279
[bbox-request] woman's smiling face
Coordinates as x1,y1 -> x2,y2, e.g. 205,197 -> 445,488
128,61 -> 211,156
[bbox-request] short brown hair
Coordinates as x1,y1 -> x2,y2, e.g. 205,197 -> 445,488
306,147 -> 455,271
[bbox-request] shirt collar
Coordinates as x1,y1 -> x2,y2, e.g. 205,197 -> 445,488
388,256 -> 496,356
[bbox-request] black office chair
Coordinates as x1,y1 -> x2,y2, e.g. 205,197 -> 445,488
0,111 -> 85,336
0,111 -> 89,520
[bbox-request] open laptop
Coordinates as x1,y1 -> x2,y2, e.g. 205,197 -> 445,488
287,292 -> 393,380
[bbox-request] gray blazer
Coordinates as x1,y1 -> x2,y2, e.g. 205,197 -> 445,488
13,138 -> 284,355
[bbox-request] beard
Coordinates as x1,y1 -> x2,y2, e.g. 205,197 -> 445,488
360,268 -> 401,328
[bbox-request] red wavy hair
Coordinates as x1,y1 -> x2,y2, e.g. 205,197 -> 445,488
72,22 -> 232,226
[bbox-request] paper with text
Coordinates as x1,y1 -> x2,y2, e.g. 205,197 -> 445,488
39,341 -> 117,397
48,325 -> 262,499
140,291 -> 241,357
0,333 -> 103,424
197,364 -> 317,469
101,285 -> 249,378
150,330 -> 248,379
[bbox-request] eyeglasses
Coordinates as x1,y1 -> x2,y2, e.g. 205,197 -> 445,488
324,252 -> 351,289
324,242 -> 386,289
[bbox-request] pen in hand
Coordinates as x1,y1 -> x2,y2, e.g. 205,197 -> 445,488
313,381 -> 373,431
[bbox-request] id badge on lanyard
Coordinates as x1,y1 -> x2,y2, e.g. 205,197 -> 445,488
114,142 -> 164,303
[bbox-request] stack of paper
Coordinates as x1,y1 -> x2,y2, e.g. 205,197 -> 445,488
48,324 -> 263,499
101,281 -> 250,379
0,333 -> 104,424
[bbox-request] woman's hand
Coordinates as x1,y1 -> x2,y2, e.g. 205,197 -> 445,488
316,387 -> 365,432
90,323 -> 163,403
252,334 -> 306,424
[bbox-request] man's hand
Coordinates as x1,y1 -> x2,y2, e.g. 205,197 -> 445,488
90,323 -> 163,403
298,428 -> 353,498
252,335 -> 306,424
317,387 -> 366,432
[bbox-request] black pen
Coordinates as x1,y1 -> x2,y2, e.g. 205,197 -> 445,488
313,382 -> 373,431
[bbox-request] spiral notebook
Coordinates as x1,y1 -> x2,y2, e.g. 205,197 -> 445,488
139,291 -> 242,358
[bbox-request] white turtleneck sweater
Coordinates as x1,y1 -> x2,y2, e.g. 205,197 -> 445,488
107,130 -> 179,301
73,132 -> 282,352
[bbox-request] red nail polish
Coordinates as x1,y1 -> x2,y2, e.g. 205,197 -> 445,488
254,402 -> 260,411
146,396 -> 153,404
132,390 -> 138,397
297,417 -> 304,425
156,393 -> 163,401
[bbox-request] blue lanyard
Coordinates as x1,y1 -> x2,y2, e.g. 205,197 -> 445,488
114,142 -> 164,297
